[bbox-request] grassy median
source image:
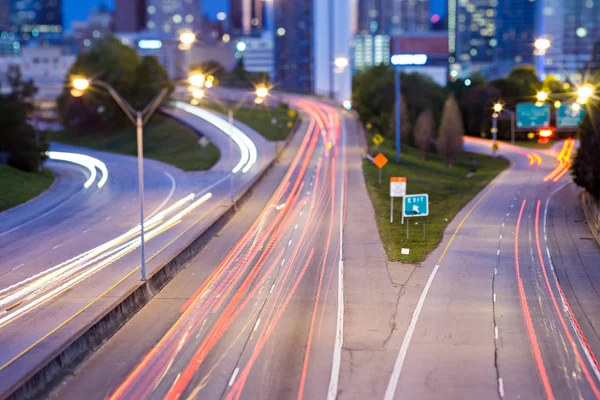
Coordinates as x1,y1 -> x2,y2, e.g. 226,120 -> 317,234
364,142 -> 509,263
51,116 -> 220,171
202,103 -> 296,142
0,166 -> 54,212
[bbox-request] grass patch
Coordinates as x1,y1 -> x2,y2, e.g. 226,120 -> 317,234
202,103 -> 297,142
51,116 -> 220,171
0,166 -> 54,212
364,142 -> 509,263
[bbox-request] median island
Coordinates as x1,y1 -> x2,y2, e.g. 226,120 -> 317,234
0,166 -> 54,213
51,116 -> 220,172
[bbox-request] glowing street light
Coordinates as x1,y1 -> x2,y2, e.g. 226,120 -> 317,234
255,85 -> 269,99
577,85 -> 594,104
572,103 -> 582,112
534,38 -> 551,53
334,57 -> 349,69
179,31 -> 196,46
493,103 -> 503,113
72,77 -> 90,91
536,91 -> 548,102
189,73 -> 205,87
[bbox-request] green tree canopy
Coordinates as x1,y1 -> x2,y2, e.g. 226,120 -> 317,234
573,107 -> 600,197
57,37 -> 172,133
437,96 -> 464,168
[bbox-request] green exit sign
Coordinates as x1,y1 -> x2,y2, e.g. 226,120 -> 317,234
516,103 -> 551,129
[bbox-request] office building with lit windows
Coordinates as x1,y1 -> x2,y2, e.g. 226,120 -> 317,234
144,0 -> 201,35
357,0 -> 430,35
353,33 -> 390,71
0,0 -> 9,32
541,0 -> 600,78
10,0 -> 63,36
115,0 -> 146,33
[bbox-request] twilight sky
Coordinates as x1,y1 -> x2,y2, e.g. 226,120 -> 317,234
63,0 -> 447,29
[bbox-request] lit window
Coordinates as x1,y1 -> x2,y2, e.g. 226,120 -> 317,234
147,6 -> 156,14
185,14 -> 194,23
93,30 -> 100,38
277,27 -> 286,36
147,21 -> 155,29
164,24 -> 171,33
470,48 -> 477,56
83,39 -> 91,47
251,18 -> 259,26
173,14 -> 182,23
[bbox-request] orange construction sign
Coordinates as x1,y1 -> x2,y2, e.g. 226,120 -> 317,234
390,177 -> 406,183
373,153 -> 388,169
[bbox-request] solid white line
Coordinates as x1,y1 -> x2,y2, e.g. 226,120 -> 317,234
300,211 -> 303,216
502,223 -> 505,227
499,235 -> 503,240
327,110 -> 346,400
105,216 -> 112,221
53,244 -> 61,250
253,318 -> 261,332
384,264 -> 441,400
228,367 -> 240,386
499,377 -> 505,397
270,284 -> 275,294
506,213 -> 510,217
147,172 -> 177,220
13,263 -> 24,271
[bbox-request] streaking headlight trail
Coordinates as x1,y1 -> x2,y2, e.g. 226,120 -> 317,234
46,151 -> 109,188
169,101 -> 258,174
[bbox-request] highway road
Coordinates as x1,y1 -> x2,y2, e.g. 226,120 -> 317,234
383,137 -> 600,400
0,102 -> 274,398
52,96 -> 352,400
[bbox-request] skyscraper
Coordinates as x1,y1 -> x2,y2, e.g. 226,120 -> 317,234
542,0 -> 600,77
230,0 -> 264,36
0,0 -> 9,32
357,0 -> 430,34
449,0 -> 496,69
145,0 -> 201,35
115,0 -> 146,33
273,0 -> 313,93
10,0 -> 63,35
495,0 -> 535,64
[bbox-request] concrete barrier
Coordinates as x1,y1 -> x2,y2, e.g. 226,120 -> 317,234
581,191 -> 600,247
6,110 -> 303,400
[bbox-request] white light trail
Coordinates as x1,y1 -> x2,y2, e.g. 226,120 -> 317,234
46,151 -> 109,188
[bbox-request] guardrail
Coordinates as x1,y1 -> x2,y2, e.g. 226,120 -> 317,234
581,191 -> 600,247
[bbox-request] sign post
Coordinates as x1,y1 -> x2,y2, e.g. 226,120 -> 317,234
390,177 -> 407,223
373,153 -> 388,185
403,194 -> 429,238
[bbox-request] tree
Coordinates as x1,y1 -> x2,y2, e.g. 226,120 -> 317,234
414,109 -> 435,160
57,37 -> 170,134
398,95 -> 411,143
572,107 -> 600,198
463,85 -> 501,137
0,65 -> 47,172
133,55 -> 173,110
437,96 -> 464,169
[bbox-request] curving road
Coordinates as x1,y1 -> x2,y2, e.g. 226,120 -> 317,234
0,102 -> 274,398
384,137 -> 600,400
52,96 -> 353,400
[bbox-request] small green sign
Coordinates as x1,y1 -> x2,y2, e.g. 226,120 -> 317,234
557,104 -> 585,128
516,103 -> 551,129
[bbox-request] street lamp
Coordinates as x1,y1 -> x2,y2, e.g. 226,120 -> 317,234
577,84 -> 594,104
192,88 -> 205,99
255,85 -> 269,99
179,31 -> 196,46
534,38 -> 551,79
70,77 -> 169,281
492,103 -> 503,155
536,91 -> 549,102
189,73 -> 206,88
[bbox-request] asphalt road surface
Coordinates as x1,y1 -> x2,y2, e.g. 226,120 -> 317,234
384,137 -> 600,400
53,96 -> 352,400
0,102 -> 274,398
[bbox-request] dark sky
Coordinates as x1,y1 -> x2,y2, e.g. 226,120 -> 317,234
63,0 -> 446,29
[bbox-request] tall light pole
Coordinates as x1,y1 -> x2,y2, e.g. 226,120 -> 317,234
534,38 -> 551,80
71,77 -> 169,281
492,103 -> 503,156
